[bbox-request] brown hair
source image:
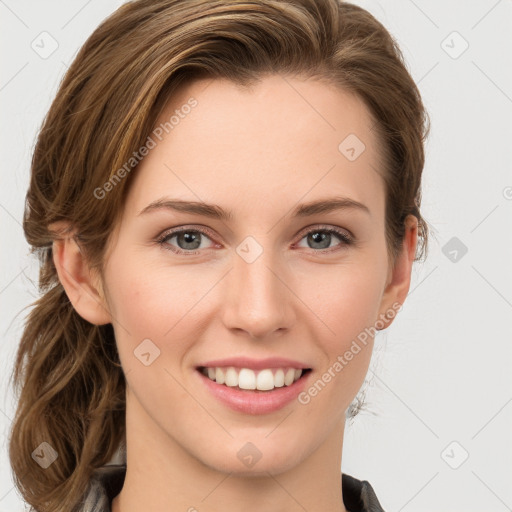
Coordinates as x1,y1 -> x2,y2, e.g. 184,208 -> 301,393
9,1 -> 430,510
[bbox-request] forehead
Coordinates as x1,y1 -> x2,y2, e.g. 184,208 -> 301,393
122,74 -> 385,223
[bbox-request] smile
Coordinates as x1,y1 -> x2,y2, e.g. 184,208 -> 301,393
199,366 -> 310,391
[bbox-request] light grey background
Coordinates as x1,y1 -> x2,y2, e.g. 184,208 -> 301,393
1,1 -> 511,511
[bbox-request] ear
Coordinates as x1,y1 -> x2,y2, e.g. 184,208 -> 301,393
376,215 -> 418,330
50,221 -> 112,326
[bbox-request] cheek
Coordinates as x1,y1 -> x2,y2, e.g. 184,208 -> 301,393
295,259 -> 386,346
105,238 -> 387,372
103,253 -> 208,357
291,259 -> 386,406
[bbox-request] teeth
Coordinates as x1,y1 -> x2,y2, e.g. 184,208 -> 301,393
239,368 -> 256,390
215,367 -> 225,385
202,366 -> 305,391
274,369 -> 285,387
284,368 -> 295,386
225,367 -> 238,387
256,369 -> 274,391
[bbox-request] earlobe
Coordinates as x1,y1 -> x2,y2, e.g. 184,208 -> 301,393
377,215 -> 418,330
50,222 -> 111,326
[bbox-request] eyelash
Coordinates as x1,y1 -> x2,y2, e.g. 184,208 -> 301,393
155,225 -> 354,256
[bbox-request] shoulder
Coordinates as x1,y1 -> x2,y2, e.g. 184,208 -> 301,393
76,465 -> 384,512
342,473 -> 386,512
77,464 -> 126,512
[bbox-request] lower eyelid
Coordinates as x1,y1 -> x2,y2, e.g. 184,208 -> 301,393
158,229 -> 216,250
296,229 -> 353,247
157,226 -> 353,253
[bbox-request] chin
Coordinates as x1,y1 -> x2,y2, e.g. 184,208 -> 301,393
195,437 -> 308,476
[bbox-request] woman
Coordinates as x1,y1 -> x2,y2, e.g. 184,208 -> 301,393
8,1 -> 430,511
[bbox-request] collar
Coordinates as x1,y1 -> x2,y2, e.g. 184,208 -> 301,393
79,464 -> 385,512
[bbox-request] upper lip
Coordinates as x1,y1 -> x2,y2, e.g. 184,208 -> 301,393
197,357 -> 311,370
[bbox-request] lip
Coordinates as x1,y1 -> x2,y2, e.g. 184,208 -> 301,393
197,368 -> 312,415
197,357 -> 311,370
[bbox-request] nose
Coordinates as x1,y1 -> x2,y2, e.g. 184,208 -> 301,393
220,244 -> 295,339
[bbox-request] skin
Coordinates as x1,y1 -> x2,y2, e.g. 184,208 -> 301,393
51,74 -> 418,512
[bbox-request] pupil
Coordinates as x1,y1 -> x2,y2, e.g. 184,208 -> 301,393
179,232 -> 201,249
310,232 -> 330,249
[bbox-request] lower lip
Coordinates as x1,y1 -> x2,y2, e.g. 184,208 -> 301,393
197,370 -> 310,415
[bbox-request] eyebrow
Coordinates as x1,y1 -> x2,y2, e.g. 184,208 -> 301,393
137,196 -> 370,220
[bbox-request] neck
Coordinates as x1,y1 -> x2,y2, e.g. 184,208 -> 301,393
112,388 -> 348,512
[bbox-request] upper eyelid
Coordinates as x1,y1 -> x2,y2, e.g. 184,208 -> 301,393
157,225 -> 218,242
296,224 -> 352,238
157,224 -> 353,245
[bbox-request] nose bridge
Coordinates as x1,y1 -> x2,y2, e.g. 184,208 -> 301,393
222,238 -> 293,337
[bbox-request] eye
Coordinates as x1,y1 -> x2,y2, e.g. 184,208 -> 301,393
295,226 -> 353,252
157,227 -> 217,254
156,225 -> 354,256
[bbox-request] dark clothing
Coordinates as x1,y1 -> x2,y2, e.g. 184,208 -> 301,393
78,464 -> 385,511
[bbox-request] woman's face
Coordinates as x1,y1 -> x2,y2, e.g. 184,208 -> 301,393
98,74 -> 413,475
